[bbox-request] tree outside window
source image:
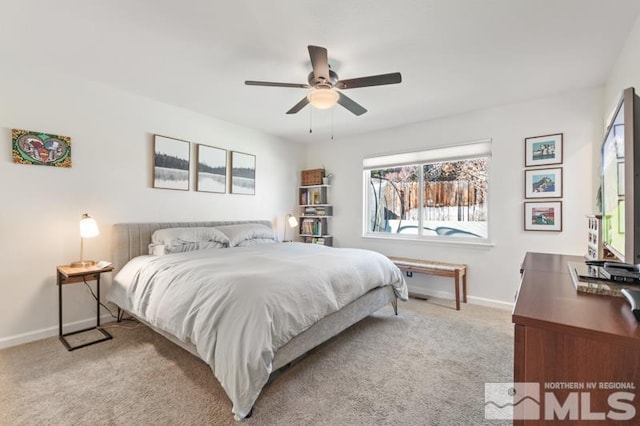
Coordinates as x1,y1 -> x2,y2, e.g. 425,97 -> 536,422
366,157 -> 488,239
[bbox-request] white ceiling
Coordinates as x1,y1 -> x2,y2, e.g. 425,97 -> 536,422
2,0 -> 640,143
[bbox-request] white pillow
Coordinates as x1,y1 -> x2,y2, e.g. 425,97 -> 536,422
150,227 -> 230,255
214,223 -> 276,247
236,238 -> 277,247
149,240 -> 226,256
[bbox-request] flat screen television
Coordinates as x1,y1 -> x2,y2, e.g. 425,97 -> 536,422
601,87 -> 640,263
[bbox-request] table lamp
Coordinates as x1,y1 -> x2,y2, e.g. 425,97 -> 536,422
284,214 -> 299,242
70,213 -> 100,267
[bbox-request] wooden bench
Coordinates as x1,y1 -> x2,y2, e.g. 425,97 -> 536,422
388,256 -> 467,310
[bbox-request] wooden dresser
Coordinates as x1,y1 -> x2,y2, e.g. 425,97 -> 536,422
512,252 -> 640,424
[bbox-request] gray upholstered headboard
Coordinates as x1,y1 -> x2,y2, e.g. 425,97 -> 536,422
111,220 -> 273,274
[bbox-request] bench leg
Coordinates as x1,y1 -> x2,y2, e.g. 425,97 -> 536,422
454,271 -> 461,310
462,270 -> 467,304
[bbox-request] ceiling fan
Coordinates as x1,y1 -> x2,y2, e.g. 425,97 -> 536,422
245,45 -> 402,116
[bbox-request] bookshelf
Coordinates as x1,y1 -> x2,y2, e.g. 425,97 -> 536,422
298,184 -> 333,246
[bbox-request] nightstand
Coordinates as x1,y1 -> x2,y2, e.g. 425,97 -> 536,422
56,264 -> 114,351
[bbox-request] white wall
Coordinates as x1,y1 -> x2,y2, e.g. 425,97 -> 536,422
605,15 -> 640,116
307,88 -> 603,307
0,69 -> 305,348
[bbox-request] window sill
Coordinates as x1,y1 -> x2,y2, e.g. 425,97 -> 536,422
361,233 -> 495,249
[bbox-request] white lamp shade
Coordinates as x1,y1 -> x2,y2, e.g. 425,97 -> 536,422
79,214 -> 99,238
307,88 -> 339,109
288,215 -> 299,228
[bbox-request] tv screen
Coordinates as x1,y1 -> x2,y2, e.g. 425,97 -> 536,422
601,87 -> 640,263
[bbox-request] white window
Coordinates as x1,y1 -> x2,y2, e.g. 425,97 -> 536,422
363,140 -> 490,240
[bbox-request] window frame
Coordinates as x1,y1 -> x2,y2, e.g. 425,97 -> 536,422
362,140 -> 492,244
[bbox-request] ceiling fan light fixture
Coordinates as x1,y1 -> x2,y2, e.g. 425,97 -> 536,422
307,87 -> 339,109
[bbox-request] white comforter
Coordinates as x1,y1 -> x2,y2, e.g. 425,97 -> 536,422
108,242 -> 407,419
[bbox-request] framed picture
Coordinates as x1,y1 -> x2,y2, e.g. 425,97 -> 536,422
196,144 -> 227,193
524,201 -> 562,232
618,161 -> 625,196
12,129 -> 72,168
153,135 -> 190,191
230,151 -> 256,195
524,133 -> 563,167
524,167 -> 562,199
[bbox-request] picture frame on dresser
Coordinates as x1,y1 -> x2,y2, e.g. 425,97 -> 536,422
153,135 -> 190,191
524,133 -> 563,167
524,201 -> 562,232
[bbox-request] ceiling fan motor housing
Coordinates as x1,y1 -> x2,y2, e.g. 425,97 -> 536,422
308,69 -> 339,88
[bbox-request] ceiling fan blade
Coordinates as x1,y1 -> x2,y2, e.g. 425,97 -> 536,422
286,97 -> 310,114
337,92 -> 367,116
245,80 -> 310,89
308,45 -> 330,81
335,72 -> 402,90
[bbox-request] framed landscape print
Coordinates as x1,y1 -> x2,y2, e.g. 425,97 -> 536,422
153,135 -> 190,190
524,201 -> 562,232
524,133 -> 563,167
524,167 -> 562,199
196,144 -> 227,193
12,129 -> 72,168
230,151 -> 256,195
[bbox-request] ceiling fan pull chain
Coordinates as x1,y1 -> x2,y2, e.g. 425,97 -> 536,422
331,109 -> 334,140
309,107 -> 313,133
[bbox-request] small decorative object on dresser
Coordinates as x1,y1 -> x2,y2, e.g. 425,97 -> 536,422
586,214 -> 604,260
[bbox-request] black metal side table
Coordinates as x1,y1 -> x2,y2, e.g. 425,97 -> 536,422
56,264 -> 114,351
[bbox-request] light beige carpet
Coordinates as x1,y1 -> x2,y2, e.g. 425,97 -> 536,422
0,298 -> 513,425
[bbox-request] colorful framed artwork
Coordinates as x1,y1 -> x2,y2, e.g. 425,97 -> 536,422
196,144 -> 227,193
524,133 -> 563,167
524,167 -> 562,199
524,201 -> 562,232
153,135 -> 190,191
12,129 -> 72,167
230,151 -> 256,195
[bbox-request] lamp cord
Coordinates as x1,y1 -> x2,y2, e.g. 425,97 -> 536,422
82,276 -> 140,329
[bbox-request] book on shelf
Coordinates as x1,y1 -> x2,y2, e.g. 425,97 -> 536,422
311,190 -> 320,205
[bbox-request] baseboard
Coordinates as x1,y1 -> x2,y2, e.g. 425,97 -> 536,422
407,287 -> 513,311
466,295 -> 513,311
0,314 -> 114,350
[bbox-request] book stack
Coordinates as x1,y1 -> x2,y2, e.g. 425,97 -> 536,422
301,218 -> 318,235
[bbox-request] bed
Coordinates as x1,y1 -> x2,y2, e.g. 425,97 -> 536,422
108,220 -> 407,420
